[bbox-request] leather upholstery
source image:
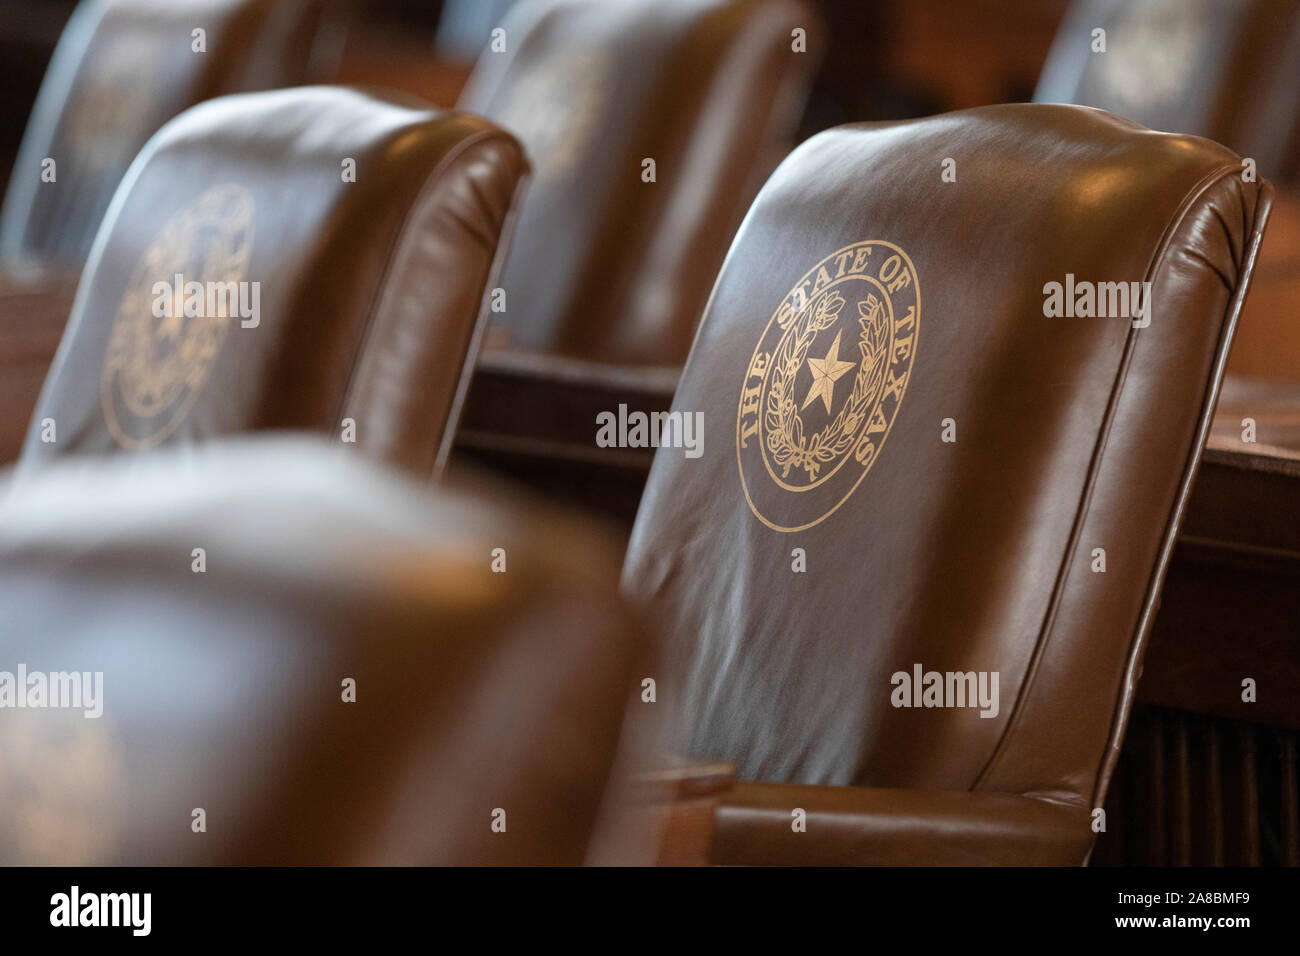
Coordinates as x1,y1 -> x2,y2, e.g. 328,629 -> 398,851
436,0 -> 523,64
622,103 -> 1272,863
458,0 -> 819,365
1,0 -> 340,269
20,86 -> 528,477
0,436 -> 643,865
713,782 -> 1092,866
1037,1 -> 1300,458
1035,0 -> 1300,182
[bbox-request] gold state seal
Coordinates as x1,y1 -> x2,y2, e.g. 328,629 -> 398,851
100,184 -> 254,450
736,240 -> 919,532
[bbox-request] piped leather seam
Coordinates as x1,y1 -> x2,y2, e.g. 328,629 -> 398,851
972,162 -> 1251,798
333,126 -> 518,467
431,167 -> 532,480
1088,179 -> 1273,810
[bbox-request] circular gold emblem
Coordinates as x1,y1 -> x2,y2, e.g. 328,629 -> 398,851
101,185 -> 254,450
736,241 -> 920,532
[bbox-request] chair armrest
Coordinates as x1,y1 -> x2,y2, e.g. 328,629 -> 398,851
713,781 -> 1093,866
587,757 -> 737,865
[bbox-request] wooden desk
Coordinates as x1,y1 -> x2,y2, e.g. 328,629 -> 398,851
1141,440 -> 1300,728
0,267 -> 77,464
455,348 -> 678,526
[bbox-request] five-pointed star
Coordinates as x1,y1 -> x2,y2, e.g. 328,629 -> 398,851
801,330 -> 856,414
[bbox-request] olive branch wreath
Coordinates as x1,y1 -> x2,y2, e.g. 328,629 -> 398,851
764,288 -> 891,481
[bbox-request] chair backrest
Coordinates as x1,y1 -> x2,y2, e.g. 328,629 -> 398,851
1035,0 -> 1300,182
436,0 -> 523,63
0,437 -> 642,864
623,104 -> 1272,810
1,0 -> 340,269
21,86 -> 527,478
457,0 -> 818,364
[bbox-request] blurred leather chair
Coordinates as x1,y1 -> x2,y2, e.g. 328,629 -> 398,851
0,0 -> 344,272
1035,0 -> 1300,183
0,436 -> 643,865
457,0 -> 819,365
1037,0 -> 1300,443
436,0 -> 523,64
20,86 -> 527,477
622,103 -> 1272,864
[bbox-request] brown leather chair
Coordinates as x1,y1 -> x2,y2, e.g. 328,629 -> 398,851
0,0 -> 344,271
457,0 -> 819,365
0,436 -> 645,865
621,103 -> 1273,864
436,0 -> 523,64
1035,0 -> 1300,183
20,86 -> 527,477
1037,1 -> 1300,445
